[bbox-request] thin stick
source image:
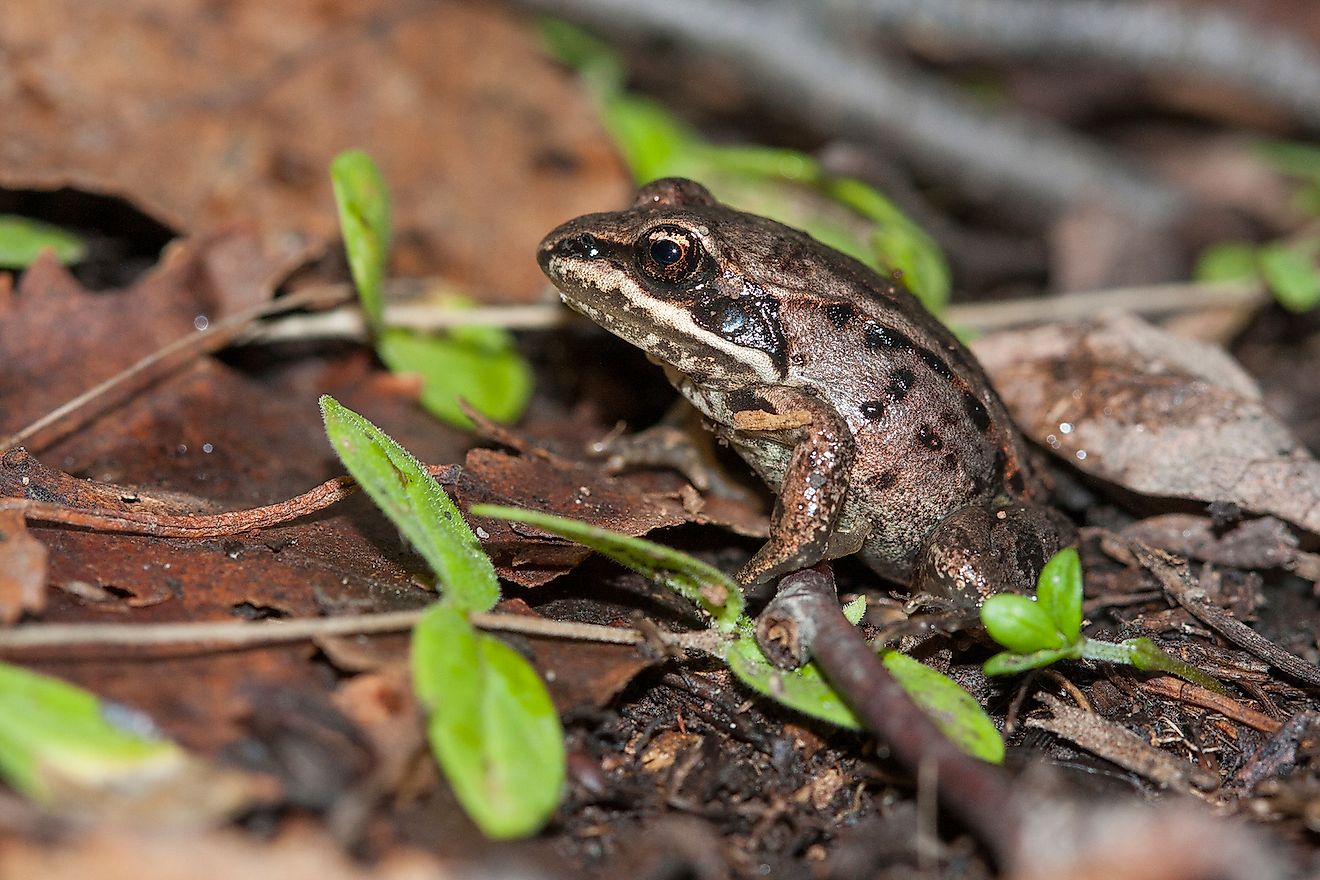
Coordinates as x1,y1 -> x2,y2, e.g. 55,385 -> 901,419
1,283 -> 348,454
0,608 -> 725,653
947,279 -> 1262,331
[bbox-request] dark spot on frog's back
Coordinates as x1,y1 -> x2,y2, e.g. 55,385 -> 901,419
865,324 -> 913,351
917,348 -> 954,381
916,424 -> 943,451
870,470 -> 899,491
859,400 -> 885,420
963,392 -> 992,433
825,302 -> 855,328
886,368 -> 915,402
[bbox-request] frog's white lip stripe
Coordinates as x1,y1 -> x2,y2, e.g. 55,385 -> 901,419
551,257 -> 782,385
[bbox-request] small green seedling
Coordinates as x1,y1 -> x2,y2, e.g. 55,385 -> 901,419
321,397 -> 563,839
1191,138 -> 1320,314
471,504 -> 1005,764
329,151 -> 532,429
981,548 -> 1228,694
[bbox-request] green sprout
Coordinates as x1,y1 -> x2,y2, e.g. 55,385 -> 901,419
329,151 -> 532,430
981,548 -> 1228,694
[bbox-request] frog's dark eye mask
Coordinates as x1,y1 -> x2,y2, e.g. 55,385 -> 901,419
634,224 -> 711,287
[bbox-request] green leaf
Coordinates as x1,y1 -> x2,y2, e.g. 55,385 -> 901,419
331,149 -> 392,327
1036,547 -> 1083,643
841,594 -> 867,626
980,594 -> 1067,654
879,650 -> 1004,764
726,636 -> 856,727
412,604 -> 564,839
1259,242 -> 1320,312
726,637 -> 1004,763
1257,139 -> 1320,185
320,396 -> 499,611
377,319 -> 533,430
469,504 -> 743,631
982,646 -> 1075,676
0,661 -> 181,803
0,216 -> 87,269
1193,242 -> 1260,284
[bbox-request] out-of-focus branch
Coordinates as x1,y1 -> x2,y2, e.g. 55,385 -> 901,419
828,0 -> 1320,131
519,0 -> 1187,224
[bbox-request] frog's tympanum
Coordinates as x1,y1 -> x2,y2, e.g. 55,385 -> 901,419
538,178 -> 1073,603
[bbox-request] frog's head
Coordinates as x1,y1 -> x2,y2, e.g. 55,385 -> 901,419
538,178 -> 789,387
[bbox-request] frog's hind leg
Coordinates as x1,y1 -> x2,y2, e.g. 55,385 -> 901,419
912,502 -> 1075,606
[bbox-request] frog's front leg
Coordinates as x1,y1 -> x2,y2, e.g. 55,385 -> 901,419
731,388 -> 855,586
913,501 -> 1076,606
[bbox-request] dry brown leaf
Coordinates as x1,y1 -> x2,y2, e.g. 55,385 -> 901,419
974,312 -> 1320,536
0,508 -> 47,623
0,0 -> 627,298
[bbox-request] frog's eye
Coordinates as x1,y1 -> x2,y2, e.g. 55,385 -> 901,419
636,225 -> 706,285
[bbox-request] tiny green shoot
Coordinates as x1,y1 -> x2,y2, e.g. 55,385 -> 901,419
329,151 -> 532,428
321,398 -> 563,838
1189,139 -> 1320,314
981,548 -> 1229,694
0,216 -> 88,269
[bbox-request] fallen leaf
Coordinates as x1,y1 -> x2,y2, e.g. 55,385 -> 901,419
974,312 -> 1320,537
0,509 -> 47,623
0,0 -> 627,298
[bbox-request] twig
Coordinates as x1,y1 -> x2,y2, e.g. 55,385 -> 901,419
755,566 -> 1021,865
1128,542 -> 1320,689
520,0 -> 1185,222
1138,674 -> 1282,735
238,298 -> 568,345
0,283 -> 348,454
0,608 -> 726,654
947,279 -> 1263,332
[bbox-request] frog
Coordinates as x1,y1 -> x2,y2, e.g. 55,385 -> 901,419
537,178 -> 1074,605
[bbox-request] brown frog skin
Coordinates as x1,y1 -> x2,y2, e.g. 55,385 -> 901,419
537,178 -> 1073,603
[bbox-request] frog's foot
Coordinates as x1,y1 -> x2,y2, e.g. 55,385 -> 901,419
912,501 -> 1076,606
874,608 -> 983,646
589,423 -> 717,491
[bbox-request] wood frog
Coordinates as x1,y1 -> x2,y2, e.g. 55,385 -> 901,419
538,178 -> 1073,604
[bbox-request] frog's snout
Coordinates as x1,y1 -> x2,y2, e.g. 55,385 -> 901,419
538,229 -> 603,276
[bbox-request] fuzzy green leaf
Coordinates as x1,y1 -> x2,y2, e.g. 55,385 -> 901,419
980,594 -> 1067,654
412,604 -> 564,839
1036,548 -> 1083,643
0,216 -> 87,269
879,650 -> 1004,764
841,594 -> 867,626
331,149 -> 391,326
469,504 -> 743,631
0,661 -> 181,803
320,396 -> 498,611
